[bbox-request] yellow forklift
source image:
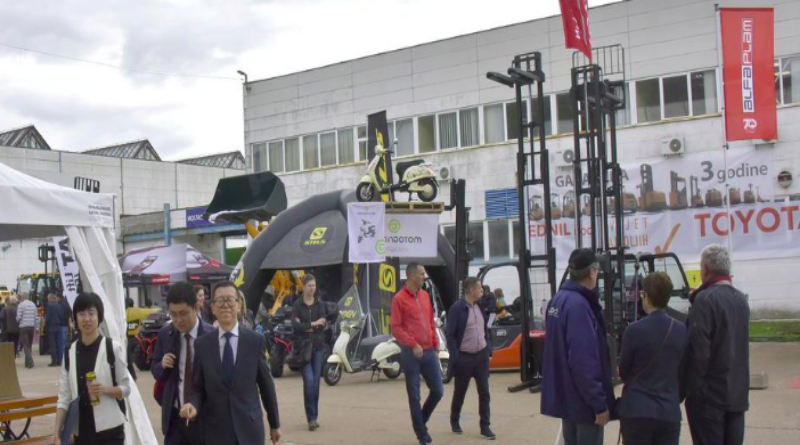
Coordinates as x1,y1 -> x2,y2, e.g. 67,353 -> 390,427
669,171 -> 688,210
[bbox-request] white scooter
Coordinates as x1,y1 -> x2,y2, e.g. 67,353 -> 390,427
356,140 -> 439,202
324,313 -> 402,386
435,311 -> 450,382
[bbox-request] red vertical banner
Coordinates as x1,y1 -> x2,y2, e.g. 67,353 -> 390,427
720,8 -> 777,141
560,0 -> 592,62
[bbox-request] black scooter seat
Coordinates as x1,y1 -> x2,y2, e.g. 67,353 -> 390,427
396,159 -> 424,180
360,334 -> 391,349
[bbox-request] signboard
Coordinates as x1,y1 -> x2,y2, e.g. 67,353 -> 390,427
347,202 -> 386,263
382,213 -> 439,258
529,148 -> 795,264
53,237 -> 80,306
367,111 -> 394,202
720,8 -> 777,141
187,206 -> 212,229
559,0 -> 592,62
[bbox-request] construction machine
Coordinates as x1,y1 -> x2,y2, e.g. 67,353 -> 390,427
563,191 -> 576,218
744,184 -> 755,204
705,188 -> 724,207
530,195 -> 545,221
729,187 -> 742,206
638,164 -> 667,212
690,176 -> 704,208
551,193 -> 563,220
669,171 -> 688,210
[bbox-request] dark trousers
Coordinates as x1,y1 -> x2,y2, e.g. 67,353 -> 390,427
19,327 -> 34,368
47,327 -> 65,365
562,418 -> 603,445
6,333 -> 19,356
620,418 -> 680,445
301,348 -> 326,421
450,347 -> 490,428
165,408 -> 201,445
400,348 -> 444,441
686,399 -> 745,445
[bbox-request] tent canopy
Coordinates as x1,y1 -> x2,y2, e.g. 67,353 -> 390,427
119,243 -> 233,286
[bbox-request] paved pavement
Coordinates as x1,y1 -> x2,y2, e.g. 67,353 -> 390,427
11,341 -> 800,444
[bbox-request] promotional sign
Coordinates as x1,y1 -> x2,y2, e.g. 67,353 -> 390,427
559,0 -> 592,62
529,148 -> 793,264
720,8 -> 776,141
53,237 -> 80,306
381,213 -> 439,258
348,202 -> 386,263
186,206 -> 212,229
367,111 -> 394,202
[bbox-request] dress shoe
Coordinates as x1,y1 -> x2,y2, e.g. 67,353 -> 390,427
48,363 -> 59,367
480,426 -> 496,440
450,420 -> 463,434
422,431 -> 432,443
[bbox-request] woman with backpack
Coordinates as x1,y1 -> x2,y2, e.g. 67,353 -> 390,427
54,292 -> 131,445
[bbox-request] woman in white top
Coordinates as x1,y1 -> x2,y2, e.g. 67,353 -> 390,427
54,292 -> 131,445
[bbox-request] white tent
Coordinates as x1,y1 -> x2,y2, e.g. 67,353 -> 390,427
0,161 -> 157,445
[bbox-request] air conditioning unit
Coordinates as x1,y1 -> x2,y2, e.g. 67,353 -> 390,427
661,137 -> 686,156
438,166 -> 451,180
554,149 -> 575,169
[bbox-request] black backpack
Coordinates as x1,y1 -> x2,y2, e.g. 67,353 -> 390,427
65,337 -> 127,415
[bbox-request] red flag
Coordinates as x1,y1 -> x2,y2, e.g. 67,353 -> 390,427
720,8 -> 777,141
560,0 -> 592,62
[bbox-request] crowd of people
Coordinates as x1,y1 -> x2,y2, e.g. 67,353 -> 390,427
4,241 -> 745,445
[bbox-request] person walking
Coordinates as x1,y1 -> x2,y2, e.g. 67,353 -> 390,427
180,281 -> 281,445
3,297 -> 20,356
392,262 -> 443,445
446,276 -> 495,440
684,244 -> 750,445
45,293 -> 64,367
291,274 -> 328,431
53,292 -> 131,445
58,295 -> 72,359
16,292 -> 38,369
541,248 -> 615,445
193,285 -> 213,324
152,282 -> 213,445
617,272 -> 687,445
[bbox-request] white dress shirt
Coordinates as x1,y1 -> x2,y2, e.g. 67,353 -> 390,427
218,322 -> 239,365
176,318 -> 200,408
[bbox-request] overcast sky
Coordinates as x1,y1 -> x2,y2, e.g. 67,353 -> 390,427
0,0 -> 618,160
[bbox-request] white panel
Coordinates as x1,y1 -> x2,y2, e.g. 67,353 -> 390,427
352,62 -> 413,85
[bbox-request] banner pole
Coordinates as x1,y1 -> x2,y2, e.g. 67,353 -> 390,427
715,4 -> 735,259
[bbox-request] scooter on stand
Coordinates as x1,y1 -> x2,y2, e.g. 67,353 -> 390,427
323,313 -> 402,386
356,140 -> 439,202
436,311 -> 451,383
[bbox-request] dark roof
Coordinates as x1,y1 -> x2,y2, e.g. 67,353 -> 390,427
177,151 -> 245,169
82,140 -> 161,161
0,125 -> 51,150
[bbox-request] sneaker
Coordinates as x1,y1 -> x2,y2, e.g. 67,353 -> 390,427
450,420 -> 463,434
480,427 -> 496,440
313,420 -> 320,429
422,432 -> 432,443
308,421 -> 318,431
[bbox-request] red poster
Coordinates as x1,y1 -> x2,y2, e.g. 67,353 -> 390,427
559,0 -> 592,62
720,8 -> 777,141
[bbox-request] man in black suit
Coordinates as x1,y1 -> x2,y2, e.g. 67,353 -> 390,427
152,282 -> 214,445
180,281 -> 281,445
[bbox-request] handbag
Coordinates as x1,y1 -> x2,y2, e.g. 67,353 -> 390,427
59,398 -> 79,445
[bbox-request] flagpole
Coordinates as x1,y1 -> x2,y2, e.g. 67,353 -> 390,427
715,3 -> 735,259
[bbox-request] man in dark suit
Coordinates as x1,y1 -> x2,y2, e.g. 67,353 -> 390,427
181,281 -> 281,445
152,282 -> 214,445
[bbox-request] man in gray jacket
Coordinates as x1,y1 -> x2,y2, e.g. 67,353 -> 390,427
16,293 -> 38,368
684,244 -> 750,445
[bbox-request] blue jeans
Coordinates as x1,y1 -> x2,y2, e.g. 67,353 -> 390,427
58,326 -> 68,364
400,348 -> 444,441
301,348 -> 326,421
562,418 -> 604,445
47,327 -> 60,364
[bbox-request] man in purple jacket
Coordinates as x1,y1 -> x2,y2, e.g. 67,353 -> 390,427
541,249 -> 615,445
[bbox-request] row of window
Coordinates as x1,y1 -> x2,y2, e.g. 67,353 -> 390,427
253,57 -> 800,174
442,219 -> 521,263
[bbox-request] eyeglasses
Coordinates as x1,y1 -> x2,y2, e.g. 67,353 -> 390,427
213,298 -> 237,307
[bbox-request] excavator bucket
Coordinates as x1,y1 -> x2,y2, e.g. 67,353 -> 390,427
203,171 -> 288,224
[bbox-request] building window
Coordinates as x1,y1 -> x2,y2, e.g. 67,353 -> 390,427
252,142 -> 267,173
439,112 -> 458,149
488,220 -> 510,259
418,115 -> 436,153
663,75 -> 689,119
443,225 -> 456,250
777,56 -> 799,105
357,125 -> 368,161
285,138 -> 300,172
302,135 -> 319,170
468,221 -> 485,261
391,118 -> 414,156
636,78 -> 660,123
319,132 -> 336,167
614,83 -> 630,126
459,108 -> 479,147
531,96 -> 552,136
555,93 -> 573,134
338,128 -> 354,165
268,141 -> 283,173
511,220 -> 521,258
484,104 -> 505,144
506,101 -> 528,140
691,70 -> 717,115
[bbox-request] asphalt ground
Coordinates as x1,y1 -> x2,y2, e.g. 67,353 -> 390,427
11,341 -> 800,444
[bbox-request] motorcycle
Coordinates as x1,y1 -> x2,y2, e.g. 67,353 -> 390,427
356,141 -> 439,202
132,310 -> 169,371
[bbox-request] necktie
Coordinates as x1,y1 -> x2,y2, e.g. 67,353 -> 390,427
222,332 -> 234,388
183,333 -> 193,406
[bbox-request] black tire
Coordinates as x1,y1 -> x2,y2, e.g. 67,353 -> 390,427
356,182 -> 375,202
270,345 -> 285,378
418,179 -> 438,202
134,343 -> 151,371
323,363 -> 342,386
382,356 -> 402,379
440,358 -> 450,383
288,365 -> 301,372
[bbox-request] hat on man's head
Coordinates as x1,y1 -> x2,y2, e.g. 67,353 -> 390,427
568,248 -> 596,270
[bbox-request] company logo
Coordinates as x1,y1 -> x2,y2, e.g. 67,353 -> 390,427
301,225 -> 331,252
375,239 -> 386,255
310,227 -> 327,240
379,264 -> 396,292
741,17 -> 757,134
547,307 -> 559,318
388,218 -> 401,234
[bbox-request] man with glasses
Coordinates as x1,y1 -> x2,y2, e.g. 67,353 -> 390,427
541,249 -> 615,445
180,281 -> 281,445
152,282 -> 213,445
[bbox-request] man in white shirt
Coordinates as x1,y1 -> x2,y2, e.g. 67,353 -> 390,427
16,292 -> 38,369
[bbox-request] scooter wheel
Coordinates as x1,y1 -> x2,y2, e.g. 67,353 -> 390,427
417,179 -> 438,202
440,359 -> 450,383
356,183 -> 375,202
323,363 -> 342,386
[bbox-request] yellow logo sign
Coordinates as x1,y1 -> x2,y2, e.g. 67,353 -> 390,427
379,263 -> 396,292
310,227 -> 327,240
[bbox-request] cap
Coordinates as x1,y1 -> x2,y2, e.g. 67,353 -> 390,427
568,248 -> 597,270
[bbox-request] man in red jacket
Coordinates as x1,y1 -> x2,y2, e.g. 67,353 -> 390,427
392,262 -> 443,445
